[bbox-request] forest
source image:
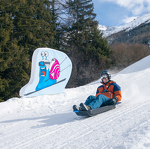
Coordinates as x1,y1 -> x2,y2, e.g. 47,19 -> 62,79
0,0 -> 150,102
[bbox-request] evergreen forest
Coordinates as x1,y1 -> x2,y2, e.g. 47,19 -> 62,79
1,0 -> 149,102
0,0 -> 111,101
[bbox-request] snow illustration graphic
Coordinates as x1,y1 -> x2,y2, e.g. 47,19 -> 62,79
19,48 -> 72,98
36,52 -> 59,91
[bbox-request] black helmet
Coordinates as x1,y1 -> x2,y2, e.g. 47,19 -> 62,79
100,70 -> 111,80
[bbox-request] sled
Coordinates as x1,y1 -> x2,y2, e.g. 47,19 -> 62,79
73,104 -> 116,117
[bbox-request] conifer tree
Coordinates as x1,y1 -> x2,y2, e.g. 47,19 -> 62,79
0,0 -> 30,101
63,0 -> 111,87
64,0 -> 110,61
13,0 -> 57,59
50,0 -> 61,50
0,0 -> 58,101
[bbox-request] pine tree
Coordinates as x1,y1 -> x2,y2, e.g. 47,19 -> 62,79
50,0 -> 61,50
0,0 -> 58,101
65,0 -> 100,59
89,28 -> 111,66
0,0 -> 30,101
63,0 -> 111,87
64,0 -> 111,62
13,0 -> 57,59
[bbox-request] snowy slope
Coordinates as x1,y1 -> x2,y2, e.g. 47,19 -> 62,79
99,11 -> 150,37
1,55 -> 150,148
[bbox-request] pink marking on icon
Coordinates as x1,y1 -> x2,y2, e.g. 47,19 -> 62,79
49,58 -> 60,80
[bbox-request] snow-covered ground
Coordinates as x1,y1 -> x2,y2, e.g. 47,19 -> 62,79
1,55 -> 150,149
98,11 -> 150,37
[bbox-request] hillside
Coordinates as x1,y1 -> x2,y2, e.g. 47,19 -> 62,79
107,22 -> 150,45
0,55 -> 150,148
99,11 -> 150,45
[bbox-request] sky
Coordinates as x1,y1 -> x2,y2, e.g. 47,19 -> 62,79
92,0 -> 150,27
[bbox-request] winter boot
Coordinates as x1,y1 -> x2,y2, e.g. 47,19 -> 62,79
73,105 -> 80,112
80,103 -> 92,111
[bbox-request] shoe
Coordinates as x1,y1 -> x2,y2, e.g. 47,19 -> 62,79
80,103 -> 91,111
73,105 -> 80,112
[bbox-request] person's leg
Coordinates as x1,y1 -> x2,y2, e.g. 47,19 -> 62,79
88,94 -> 110,109
84,95 -> 96,106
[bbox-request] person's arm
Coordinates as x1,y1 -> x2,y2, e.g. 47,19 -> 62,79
96,85 -> 103,97
113,83 -> 122,102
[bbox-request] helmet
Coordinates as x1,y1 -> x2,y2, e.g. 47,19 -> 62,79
100,70 -> 111,80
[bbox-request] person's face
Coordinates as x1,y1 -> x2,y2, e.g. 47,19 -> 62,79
102,77 -> 109,83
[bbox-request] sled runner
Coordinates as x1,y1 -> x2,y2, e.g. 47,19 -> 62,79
24,78 -> 66,96
73,104 -> 116,117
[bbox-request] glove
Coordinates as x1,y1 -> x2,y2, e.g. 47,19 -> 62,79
102,96 -> 118,106
109,96 -> 118,105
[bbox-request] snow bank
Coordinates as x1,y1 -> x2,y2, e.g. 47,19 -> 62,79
0,54 -> 150,149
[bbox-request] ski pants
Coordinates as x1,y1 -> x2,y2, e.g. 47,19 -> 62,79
84,94 -> 110,109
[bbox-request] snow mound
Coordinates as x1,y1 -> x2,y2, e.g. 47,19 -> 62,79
119,55 -> 150,74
